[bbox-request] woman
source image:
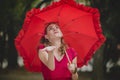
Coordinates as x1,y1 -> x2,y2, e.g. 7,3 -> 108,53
38,22 -> 78,80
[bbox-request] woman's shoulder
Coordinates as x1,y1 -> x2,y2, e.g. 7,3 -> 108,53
66,47 -> 77,57
67,47 -> 76,52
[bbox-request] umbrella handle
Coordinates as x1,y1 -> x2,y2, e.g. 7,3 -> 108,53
65,50 -> 71,64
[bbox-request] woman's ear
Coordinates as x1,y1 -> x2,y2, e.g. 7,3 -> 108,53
45,35 -> 49,39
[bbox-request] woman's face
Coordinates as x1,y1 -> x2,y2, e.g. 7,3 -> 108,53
45,23 -> 63,40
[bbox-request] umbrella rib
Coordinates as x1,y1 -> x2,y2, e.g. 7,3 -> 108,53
62,15 -> 92,28
64,31 -> 97,39
58,5 -> 65,23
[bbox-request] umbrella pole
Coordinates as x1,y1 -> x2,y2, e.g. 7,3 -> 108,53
65,50 -> 71,64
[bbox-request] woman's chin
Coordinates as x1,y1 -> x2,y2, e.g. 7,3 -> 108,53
52,35 -> 62,39
54,34 -> 63,37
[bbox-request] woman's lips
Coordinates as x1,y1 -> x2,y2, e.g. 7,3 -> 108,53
54,32 -> 58,34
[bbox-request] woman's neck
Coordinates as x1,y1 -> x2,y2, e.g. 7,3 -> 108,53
50,38 -> 61,48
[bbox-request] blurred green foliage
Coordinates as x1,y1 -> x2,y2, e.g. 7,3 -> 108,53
0,0 -> 119,80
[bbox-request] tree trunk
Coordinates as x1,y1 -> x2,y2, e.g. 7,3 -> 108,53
92,46 -> 105,80
7,25 -> 18,69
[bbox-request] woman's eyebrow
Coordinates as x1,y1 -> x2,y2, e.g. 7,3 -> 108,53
47,24 -> 58,29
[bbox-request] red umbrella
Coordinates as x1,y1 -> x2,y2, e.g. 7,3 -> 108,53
15,0 -> 105,72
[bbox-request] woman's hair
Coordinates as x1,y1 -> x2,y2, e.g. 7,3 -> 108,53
40,22 -> 67,55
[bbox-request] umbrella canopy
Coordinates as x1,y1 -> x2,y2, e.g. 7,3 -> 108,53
15,0 -> 106,72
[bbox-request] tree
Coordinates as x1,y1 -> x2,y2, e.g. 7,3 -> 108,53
0,0 -> 54,69
90,0 -> 120,80
0,0 -> 42,69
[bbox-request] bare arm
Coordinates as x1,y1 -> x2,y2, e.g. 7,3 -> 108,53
38,46 -> 55,71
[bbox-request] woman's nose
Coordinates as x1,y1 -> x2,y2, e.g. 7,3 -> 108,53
53,26 -> 57,31
54,27 -> 57,30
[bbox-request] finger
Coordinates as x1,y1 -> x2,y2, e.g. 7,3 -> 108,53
67,63 -> 69,67
46,46 -> 56,51
40,48 -> 46,51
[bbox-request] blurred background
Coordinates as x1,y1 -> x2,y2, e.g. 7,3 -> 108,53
0,0 -> 120,80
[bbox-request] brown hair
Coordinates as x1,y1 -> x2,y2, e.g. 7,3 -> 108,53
40,22 -> 67,55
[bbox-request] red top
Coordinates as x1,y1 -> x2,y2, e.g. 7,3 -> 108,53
38,45 -> 77,80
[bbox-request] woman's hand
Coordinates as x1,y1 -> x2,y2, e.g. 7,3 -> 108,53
67,63 -> 78,80
43,46 -> 56,53
67,63 -> 77,74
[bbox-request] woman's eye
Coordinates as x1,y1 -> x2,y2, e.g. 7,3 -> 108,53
56,26 -> 59,29
48,28 -> 52,31
48,27 -> 53,31
47,25 -> 59,31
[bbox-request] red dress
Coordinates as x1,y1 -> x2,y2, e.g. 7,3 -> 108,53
38,45 -> 77,80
